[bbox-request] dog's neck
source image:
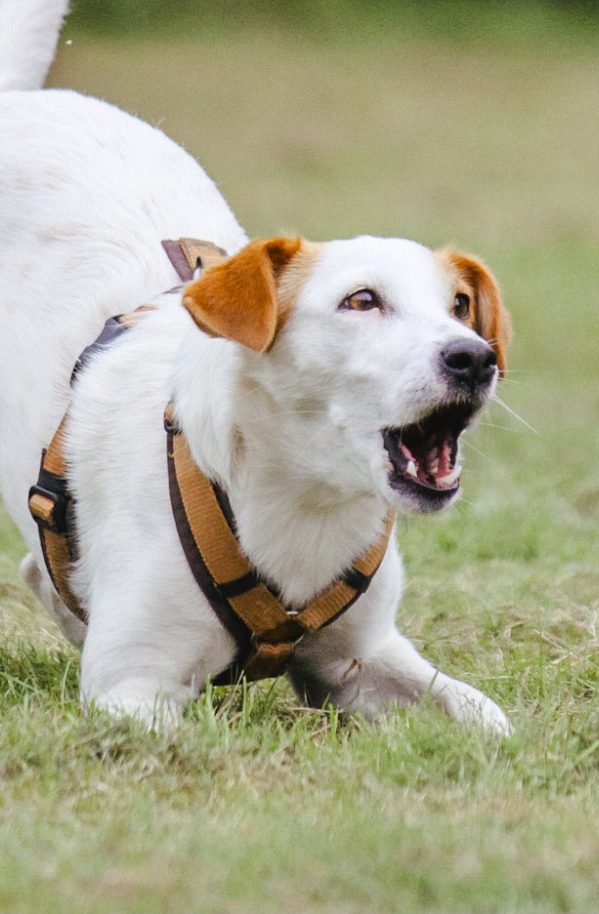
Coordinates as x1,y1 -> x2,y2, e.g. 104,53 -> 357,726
173,336 -> 390,607
229,447 -> 386,608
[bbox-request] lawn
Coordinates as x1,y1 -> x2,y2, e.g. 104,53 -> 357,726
1,5 -> 598,912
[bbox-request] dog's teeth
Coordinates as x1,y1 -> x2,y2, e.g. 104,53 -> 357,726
427,448 -> 439,474
406,459 -> 418,478
439,463 -> 462,486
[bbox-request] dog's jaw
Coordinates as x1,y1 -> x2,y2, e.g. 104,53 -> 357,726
378,394 -> 493,514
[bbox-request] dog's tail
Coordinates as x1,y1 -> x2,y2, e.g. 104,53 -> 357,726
0,0 -> 69,91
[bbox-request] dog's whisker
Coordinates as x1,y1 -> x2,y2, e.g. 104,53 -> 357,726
460,439 -> 497,462
478,421 -> 528,433
495,378 -> 529,388
491,395 -> 537,433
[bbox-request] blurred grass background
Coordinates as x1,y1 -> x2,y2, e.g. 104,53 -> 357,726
1,2 -> 599,912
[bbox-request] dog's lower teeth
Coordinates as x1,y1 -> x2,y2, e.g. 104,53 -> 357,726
383,406 -> 470,495
439,464 -> 462,486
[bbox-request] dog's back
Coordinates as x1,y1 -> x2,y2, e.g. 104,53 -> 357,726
0,3 -> 246,542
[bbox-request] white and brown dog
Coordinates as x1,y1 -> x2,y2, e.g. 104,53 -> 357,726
0,1 -> 511,732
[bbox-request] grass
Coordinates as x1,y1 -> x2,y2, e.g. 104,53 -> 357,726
0,5 -> 598,912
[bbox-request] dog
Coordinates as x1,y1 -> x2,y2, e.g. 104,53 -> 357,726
0,0 -> 511,733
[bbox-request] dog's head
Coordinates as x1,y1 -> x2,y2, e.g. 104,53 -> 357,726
183,236 -> 510,514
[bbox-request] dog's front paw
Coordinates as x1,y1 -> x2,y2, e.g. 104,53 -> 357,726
82,679 -> 184,731
434,674 -> 511,736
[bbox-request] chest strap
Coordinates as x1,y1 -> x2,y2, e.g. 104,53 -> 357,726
28,235 -> 396,682
165,402 -> 395,682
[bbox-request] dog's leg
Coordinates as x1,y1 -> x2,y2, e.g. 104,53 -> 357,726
289,628 -> 511,735
78,589 -> 230,728
19,553 -> 86,645
80,629 -> 195,728
82,676 -> 188,730
80,661 -> 192,729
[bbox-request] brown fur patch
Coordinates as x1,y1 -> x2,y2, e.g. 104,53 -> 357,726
436,248 -> 511,376
183,237 -> 303,352
274,241 -> 321,331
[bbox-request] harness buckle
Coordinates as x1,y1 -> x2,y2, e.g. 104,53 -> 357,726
28,483 -> 69,534
243,635 -> 302,681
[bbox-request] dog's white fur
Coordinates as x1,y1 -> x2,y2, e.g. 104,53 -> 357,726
0,1 -> 510,733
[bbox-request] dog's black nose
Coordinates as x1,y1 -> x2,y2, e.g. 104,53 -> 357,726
441,339 -> 497,388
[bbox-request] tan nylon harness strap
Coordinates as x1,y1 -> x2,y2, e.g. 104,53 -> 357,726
28,415 -> 87,622
165,404 -> 303,681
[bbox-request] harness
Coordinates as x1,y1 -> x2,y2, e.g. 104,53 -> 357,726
28,238 -> 395,683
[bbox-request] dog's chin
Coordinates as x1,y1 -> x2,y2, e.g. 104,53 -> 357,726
385,474 -> 461,515
381,399 -> 479,515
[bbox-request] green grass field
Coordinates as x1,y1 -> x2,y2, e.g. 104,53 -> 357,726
1,6 -> 598,912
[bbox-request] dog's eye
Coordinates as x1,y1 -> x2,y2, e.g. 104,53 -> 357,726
339,289 -> 382,312
453,292 -> 471,321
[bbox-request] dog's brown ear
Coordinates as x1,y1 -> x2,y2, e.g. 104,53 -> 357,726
182,237 -> 302,352
437,249 -> 511,376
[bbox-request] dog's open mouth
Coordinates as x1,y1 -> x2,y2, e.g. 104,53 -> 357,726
382,402 -> 475,507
